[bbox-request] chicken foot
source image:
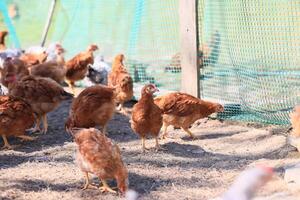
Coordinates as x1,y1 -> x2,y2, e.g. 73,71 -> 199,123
27,117 -> 41,133
141,137 -> 149,152
82,172 -> 98,190
41,114 -> 48,134
161,123 -> 169,139
181,127 -> 195,139
102,125 -> 108,135
1,135 -> 13,149
18,135 -> 37,142
155,136 -> 165,151
99,179 -> 117,194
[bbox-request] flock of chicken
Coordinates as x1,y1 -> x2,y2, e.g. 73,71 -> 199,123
0,31 -> 225,195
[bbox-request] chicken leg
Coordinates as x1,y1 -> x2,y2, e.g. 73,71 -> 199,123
82,172 -> 97,190
28,117 -> 41,133
1,135 -> 12,149
41,114 -> 48,134
161,123 -> 169,139
181,127 -> 195,139
18,135 -> 37,142
141,137 -> 149,152
102,125 -> 108,135
155,136 -> 165,151
99,179 -> 117,194
66,80 -> 76,95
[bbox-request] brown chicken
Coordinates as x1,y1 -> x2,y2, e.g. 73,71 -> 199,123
71,128 -> 128,194
65,85 -> 115,134
0,95 -> 35,149
0,30 -> 8,51
65,44 -> 99,94
108,54 -> 133,112
154,92 -> 224,139
290,105 -> 300,137
130,84 -> 162,152
30,46 -> 66,84
8,75 -> 73,134
0,57 -> 29,87
19,51 -> 48,67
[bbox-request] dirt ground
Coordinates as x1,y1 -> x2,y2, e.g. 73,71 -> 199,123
0,98 -> 300,200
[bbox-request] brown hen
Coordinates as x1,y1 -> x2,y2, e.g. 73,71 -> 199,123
0,95 -> 35,149
65,44 -> 98,94
0,30 -> 8,51
30,46 -> 66,84
0,57 -> 29,87
108,54 -> 133,112
19,51 -> 48,67
65,85 -> 115,134
71,128 -> 128,194
8,75 -> 73,134
154,92 -> 224,139
130,84 -> 162,152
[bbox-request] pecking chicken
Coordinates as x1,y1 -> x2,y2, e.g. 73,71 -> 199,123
0,31 -> 8,51
19,51 -> 48,67
130,84 -> 162,152
0,95 -> 35,149
8,75 -> 73,134
0,57 -> 29,88
65,85 -> 115,134
65,44 -> 99,94
108,54 -> 133,112
71,128 -> 128,194
154,92 -> 224,139
30,45 -> 66,84
290,105 -> 300,137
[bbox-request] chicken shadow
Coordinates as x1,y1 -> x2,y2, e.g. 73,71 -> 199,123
128,172 -> 218,195
181,130 -> 248,141
127,141 -> 293,171
0,178 -> 79,192
0,172 -> 217,197
106,100 -> 140,143
0,154 -> 33,169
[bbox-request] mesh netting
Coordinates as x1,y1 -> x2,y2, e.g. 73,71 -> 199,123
1,0 -> 180,98
198,0 -> 300,125
0,0 -> 298,125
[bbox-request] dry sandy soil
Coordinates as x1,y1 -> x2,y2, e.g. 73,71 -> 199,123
0,99 -> 300,200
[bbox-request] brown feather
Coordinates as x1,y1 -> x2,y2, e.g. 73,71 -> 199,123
154,92 -> 223,129
0,95 -> 35,137
65,85 -> 115,130
74,128 -> 128,193
1,58 -> 29,87
9,75 -> 72,116
131,84 -> 162,138
108,54 -> 133,104
30,53 -> 66,84
65,45 -> 98,83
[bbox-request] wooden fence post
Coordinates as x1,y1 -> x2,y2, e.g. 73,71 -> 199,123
179,0 -> 200,97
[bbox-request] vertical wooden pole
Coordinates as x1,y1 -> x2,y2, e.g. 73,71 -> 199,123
179,0 -> 200,97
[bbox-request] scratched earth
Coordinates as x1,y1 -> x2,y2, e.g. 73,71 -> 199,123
0,97 -> 299,200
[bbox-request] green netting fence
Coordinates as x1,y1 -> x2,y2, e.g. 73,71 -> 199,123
0,0 -> 299,125
198,0 -> 300,124
1,0 -> 181,97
